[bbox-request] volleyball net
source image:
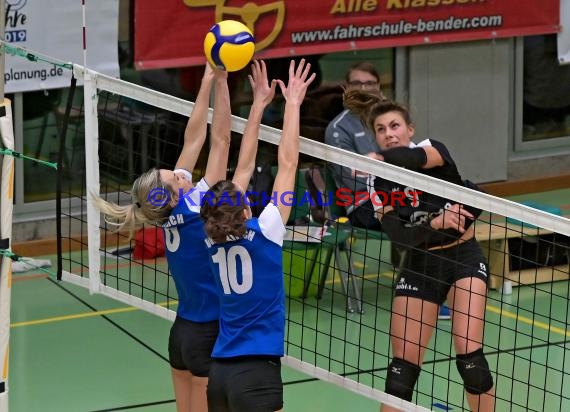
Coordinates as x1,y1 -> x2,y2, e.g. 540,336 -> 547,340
45,63 -> 570,411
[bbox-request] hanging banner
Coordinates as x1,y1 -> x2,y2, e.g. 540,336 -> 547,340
135,0 -> 560,70
4,0 -> 119,93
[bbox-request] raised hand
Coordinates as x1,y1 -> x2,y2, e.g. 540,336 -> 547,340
248,60 -> 276,108
276,58 -> 317,106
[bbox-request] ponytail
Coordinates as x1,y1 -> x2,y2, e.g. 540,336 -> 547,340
343,88 -> 386,126
92,168 -> 174,239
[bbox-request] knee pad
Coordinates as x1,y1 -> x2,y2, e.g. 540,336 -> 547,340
456,348 -> 494,395
385,357 -> 421,401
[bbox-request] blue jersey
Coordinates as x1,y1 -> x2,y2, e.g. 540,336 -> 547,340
205,202 -> 286,358
164,178 -> 219,322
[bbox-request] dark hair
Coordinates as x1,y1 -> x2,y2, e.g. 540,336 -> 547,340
345,62 -> 380,84
343,89 -> 412,131
200,180 -> 248,243
367,100 -> 413,131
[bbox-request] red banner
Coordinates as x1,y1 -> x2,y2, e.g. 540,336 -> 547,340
135,0 -> 560,70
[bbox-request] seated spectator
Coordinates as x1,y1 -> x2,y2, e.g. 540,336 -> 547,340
325,62 -> 386,230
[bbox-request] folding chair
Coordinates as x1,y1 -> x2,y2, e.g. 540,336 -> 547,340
280,169 -> 360,313
317,165 -> 402,267
299,222 -> 359,313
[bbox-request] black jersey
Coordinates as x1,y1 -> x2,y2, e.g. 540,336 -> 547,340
371,139 -> 481,248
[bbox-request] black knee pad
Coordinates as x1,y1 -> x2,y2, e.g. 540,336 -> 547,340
385,357 -> 421,401
456,348 -> 494,395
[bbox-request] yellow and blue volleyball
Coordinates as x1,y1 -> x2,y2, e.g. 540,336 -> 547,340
204,20 -> 255,72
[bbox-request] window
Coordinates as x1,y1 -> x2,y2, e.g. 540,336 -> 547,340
18,88 -> 85,203
522,35 -> 570,143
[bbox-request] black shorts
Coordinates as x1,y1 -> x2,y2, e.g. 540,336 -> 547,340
168,316 -> 219,377
207,356 -> 283,412
395,238 -> 489,305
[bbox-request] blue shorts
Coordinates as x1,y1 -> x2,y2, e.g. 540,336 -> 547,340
207,356 -> 283,412
168,316 -> 219,377
395,238 -> 489,305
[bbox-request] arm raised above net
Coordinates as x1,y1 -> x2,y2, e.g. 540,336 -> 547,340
175,64 -> 215,173
272,59 -> 316,224
232,60 -> 277,191
204,69 -> 231,186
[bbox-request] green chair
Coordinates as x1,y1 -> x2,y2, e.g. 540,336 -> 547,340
299,224 -> 359,312
280,168 -> 362,313
302,166 -> 371,313
304,166 -> 409,312
309,165 -> 401,265
282,225 -> 355,306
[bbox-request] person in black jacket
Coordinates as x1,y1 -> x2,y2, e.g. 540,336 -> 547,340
344,93 -> 495,412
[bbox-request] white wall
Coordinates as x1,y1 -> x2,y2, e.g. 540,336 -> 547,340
407,39 -> 512,183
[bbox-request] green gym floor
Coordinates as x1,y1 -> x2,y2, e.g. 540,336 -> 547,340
8,189 -> 570,412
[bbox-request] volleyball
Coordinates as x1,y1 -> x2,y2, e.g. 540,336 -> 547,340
204,20 -> 255,72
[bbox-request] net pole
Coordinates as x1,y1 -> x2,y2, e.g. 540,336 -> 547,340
0,1 -> 10,409
81,66 -> 102,294
0,100 -> 14,412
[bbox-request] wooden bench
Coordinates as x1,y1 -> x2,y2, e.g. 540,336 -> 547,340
474,218 -> 569,289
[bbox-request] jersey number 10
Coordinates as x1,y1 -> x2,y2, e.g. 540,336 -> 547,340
212,246 -> 253,295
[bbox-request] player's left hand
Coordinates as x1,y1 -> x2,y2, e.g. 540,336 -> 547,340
430,204 -> 474,233
248,60 -> 276,108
